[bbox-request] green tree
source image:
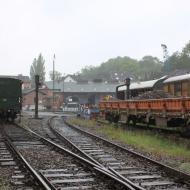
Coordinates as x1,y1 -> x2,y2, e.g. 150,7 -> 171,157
167,52 -> 181,70
30,53 -> 46,87
79,55 -> 164,81
167,41 -> 190,72
180,41 -> 190,70
80,56 -> 139,81
49,70 -> 62,82
137,56 -> 162,80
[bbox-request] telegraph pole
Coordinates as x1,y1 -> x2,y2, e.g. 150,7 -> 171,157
52,54 -> 55,111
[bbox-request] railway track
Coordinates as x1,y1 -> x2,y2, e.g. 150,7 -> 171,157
47,116 -> 190,190
3,122 -> 135,190
0,125 -> 46,189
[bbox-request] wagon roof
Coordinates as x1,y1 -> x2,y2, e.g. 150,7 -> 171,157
0,75 -> 29,82
0,76 -> 22,81
164,73 -> 190,83
118,76 -> 166,91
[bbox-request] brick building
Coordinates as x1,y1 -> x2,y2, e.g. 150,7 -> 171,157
22,84 -> 63,110
22,89 -> 46,110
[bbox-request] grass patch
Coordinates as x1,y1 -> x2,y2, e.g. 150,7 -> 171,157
0,179 -> 9,190
98,126 -> 190,159
69,118 -> 97,128
179,163 -> 190,173
68,118 -> 190,160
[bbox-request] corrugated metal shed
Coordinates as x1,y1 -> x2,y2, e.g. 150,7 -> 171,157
164,73 -> 190,83
45,81 -> 119,93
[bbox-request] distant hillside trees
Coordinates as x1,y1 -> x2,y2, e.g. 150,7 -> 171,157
79,56 -> 162,82
30,53 -> 46,87
79,41 -> 190,81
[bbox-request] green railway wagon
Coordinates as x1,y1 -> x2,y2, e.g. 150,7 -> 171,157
0,77 -> 22,121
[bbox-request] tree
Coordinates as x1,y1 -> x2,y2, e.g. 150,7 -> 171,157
167,52 -> 181,70
166,41 -> 190,73
180,41 -> 190,70
30,54 -> 46,87
49,70 -> 62,82
79,56 -> 139,81
137,56 -> 162,80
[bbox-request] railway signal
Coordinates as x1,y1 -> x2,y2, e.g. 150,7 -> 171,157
34,75 -> 40,119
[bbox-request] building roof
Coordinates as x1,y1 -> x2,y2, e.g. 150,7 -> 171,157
45,81 -> 119,93
118,76 -> 166,91
22,88 -> 46,95
164,73 -> 190,83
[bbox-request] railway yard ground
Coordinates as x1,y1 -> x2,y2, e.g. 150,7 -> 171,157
66,117 -> 190,175
0,112 -> 131,190
1,111 -> 190,189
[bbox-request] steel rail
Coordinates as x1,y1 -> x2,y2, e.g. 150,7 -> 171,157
48,118 -> 151,190
3,134 -> 52,190
49,123 -> 103,167
21,125 -> 136,190
109,167 -> 145,190
63,118 -> 190,183
94,166 -> 136,190
39,171 -> 57,190
49,119 -> 145,190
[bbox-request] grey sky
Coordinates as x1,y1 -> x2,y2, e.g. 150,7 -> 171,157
0,0 -> 190,79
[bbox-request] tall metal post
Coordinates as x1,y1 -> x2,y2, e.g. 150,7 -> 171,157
35,75 -> 39,118
52,54 -> 55,111
125,77 -> 131,100
161,44 -> 169,73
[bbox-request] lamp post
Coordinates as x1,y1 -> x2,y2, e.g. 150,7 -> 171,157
52,54 -> 55,111
124,77 -> 131,100
161,44 -> 169,73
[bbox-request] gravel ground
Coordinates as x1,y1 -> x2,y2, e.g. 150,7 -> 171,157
0,126 -> 39,190
19,146 -> 112,190
19,115 -> 127,190
0,132 -> 15,190
22,114 -> 190,173
52,118 -> 190,189
64,117 -> 190,175
20,114 -> 190,189
0,167 -> 14,190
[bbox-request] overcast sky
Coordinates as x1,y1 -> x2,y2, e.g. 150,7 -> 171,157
0,0 -> 190,79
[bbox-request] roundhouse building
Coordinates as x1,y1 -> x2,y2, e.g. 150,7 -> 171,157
45,75 -> 120,105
